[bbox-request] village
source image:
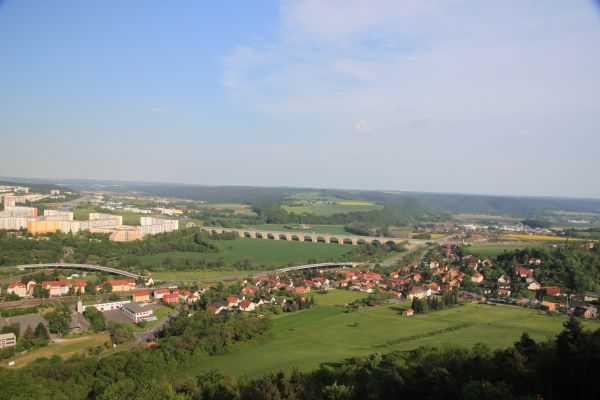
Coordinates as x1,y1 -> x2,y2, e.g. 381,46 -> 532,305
1,241 -> 598,365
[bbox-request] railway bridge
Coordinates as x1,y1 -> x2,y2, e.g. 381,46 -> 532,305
200,226 -> 432,247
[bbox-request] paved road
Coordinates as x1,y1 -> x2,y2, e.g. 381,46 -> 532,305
134,309 -> 179,345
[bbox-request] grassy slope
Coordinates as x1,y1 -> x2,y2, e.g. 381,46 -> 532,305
138,238 -> 352,267
176,292 -> 598,379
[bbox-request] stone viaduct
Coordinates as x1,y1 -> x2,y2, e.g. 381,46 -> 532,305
199,226 -> 430,247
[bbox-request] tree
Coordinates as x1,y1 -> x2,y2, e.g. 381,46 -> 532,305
83,307 -> 106,331
1,323 -> 20,339
322,382 -> 353,400
34,322 -> 49,340
46,305 -> 71,336
108,323 -> 134,344
102,282 -> 113,294
33,285 -> 50,299
3,292 -> 21,301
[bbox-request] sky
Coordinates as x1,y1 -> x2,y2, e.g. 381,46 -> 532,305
1,0 -> 599,198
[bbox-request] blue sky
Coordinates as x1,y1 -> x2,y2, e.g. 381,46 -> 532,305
1,0 -> 599,198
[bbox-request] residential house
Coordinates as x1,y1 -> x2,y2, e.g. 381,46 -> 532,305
407,286 -> 428,300
40,281 -> 70,296
72,280 -> 87,294
132,291 -> 150,302
106,279 -> 136,292
294,286 -> 310,294
428,282 -> 440,294
153,288 -> 170,299
471,272 -> 484,284
574,305 -> 597,319
239,299 -> 256,312
6,282 -> 27,298
545,286 -> 561,296
226,296 -> 239,307
515,267 -> 534,279
540,301 -> 557,312
162,293 -> 180,304
527,279 -> 542,291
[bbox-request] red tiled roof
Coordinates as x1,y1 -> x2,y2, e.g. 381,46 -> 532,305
239,300 -> 252,308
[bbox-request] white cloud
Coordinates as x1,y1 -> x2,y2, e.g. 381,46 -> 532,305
518,128 -> 529,136
354,118 -> 372,132
151,107 -> 168,115
218,0 -> 600,195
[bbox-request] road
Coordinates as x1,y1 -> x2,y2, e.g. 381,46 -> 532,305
133,309 -> 179,345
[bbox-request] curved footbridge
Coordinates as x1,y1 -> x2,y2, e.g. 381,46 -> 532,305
201,226 -> 435,247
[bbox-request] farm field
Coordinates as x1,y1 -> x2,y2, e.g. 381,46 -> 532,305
252,224 -> 351,236
137,238 -> 352,267
176,292 -> 598,379
500,233 -> 586,242
6,332 -> 110,368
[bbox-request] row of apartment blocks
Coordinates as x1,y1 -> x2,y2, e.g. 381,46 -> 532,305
0,206 -> 178,241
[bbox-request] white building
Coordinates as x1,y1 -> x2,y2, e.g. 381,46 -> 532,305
0,333 -> 16,349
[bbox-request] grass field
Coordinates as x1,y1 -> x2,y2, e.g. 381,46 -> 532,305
283,204 -> 382,216
151,270 -> 255,281
138,238 -> 352,267
72,205 -> 141,226
176,293 -> 598,379
462,244 -> 535,257
6,332 -> 110,368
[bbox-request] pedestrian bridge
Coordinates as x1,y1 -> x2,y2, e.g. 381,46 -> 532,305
200,226 -> 430,246
15,263 -> 145,279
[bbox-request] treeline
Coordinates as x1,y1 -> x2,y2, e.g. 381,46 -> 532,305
0,310 -> 271,399
0,228 -> 227,267
251,202 -> 443,227
411,290 -> 459,314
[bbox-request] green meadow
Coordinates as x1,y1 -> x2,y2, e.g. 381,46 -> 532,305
138,238 -> 353,267
463,243 -> 553,257
177,291 -> 598,379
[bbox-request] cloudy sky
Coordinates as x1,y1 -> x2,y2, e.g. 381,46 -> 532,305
1,0 -> 599,197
